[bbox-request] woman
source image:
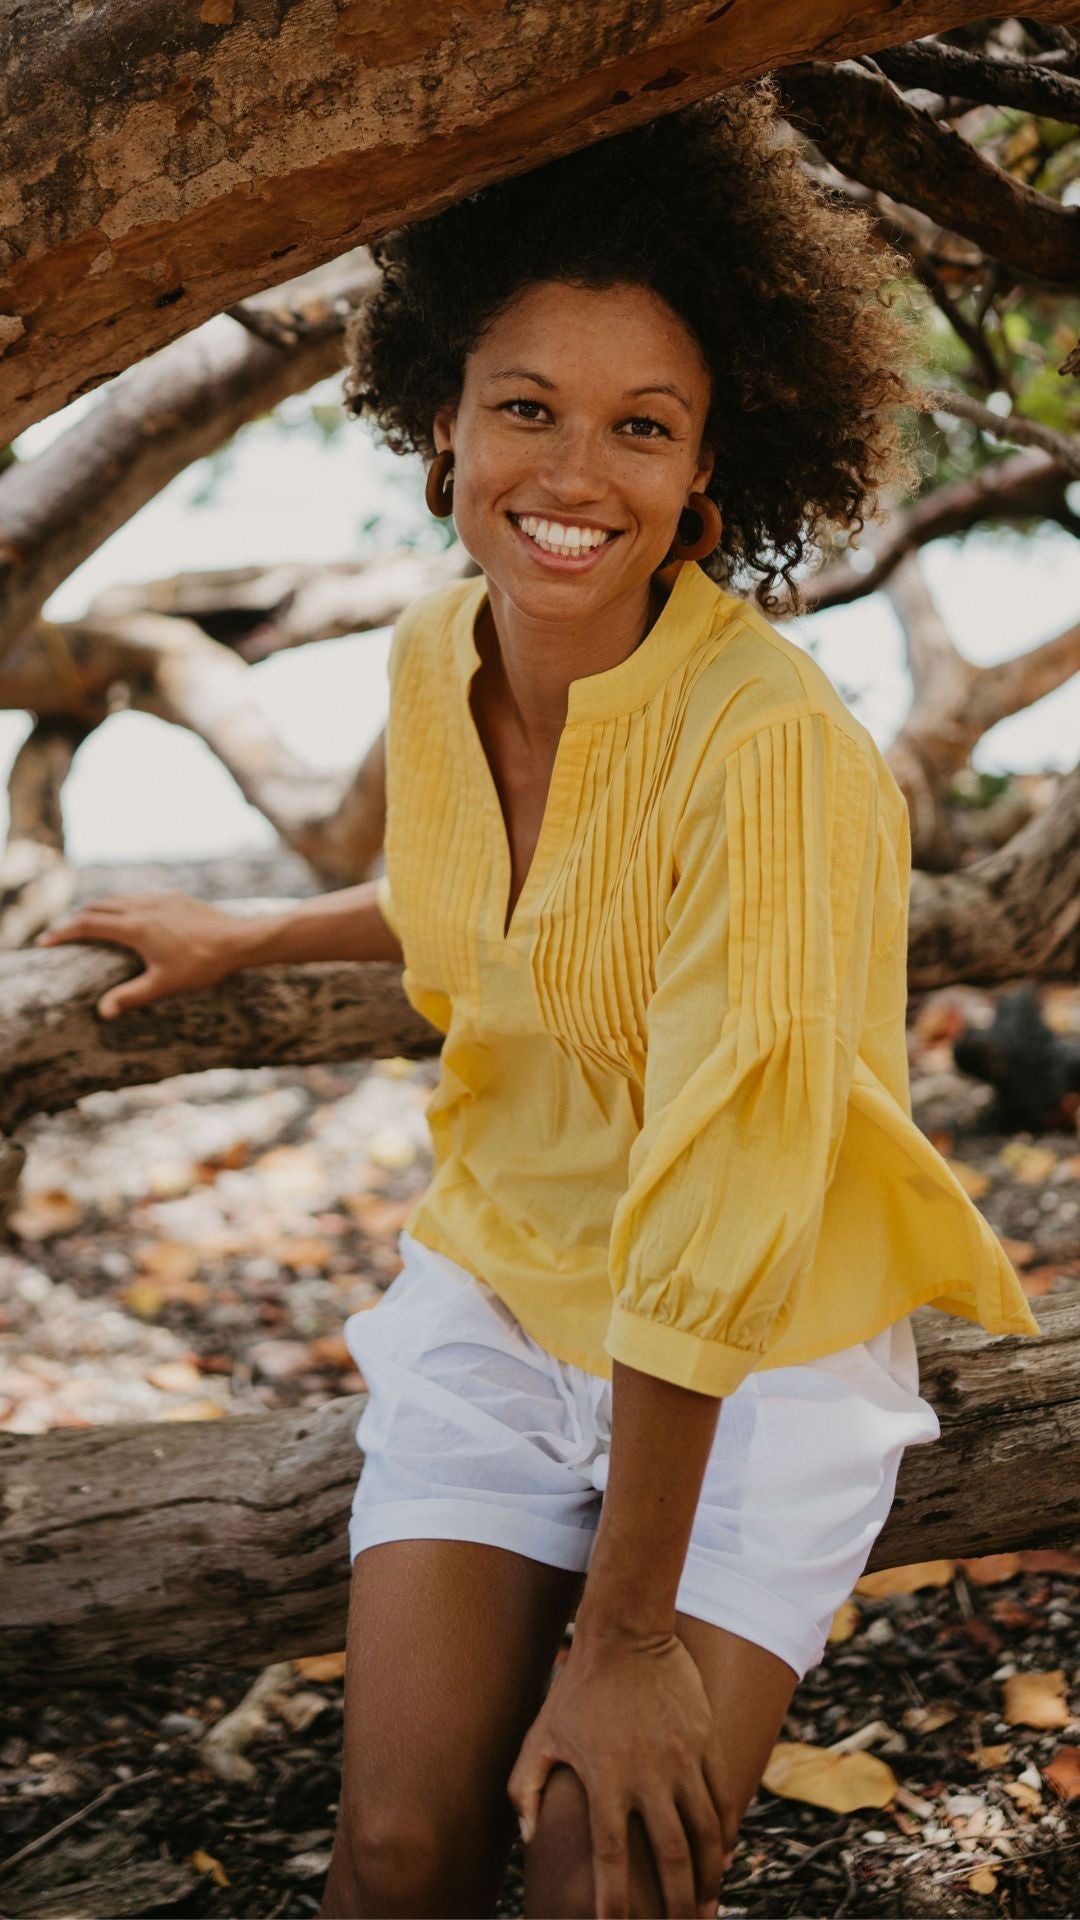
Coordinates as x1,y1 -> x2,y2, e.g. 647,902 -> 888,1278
38,83 -> 1040,1920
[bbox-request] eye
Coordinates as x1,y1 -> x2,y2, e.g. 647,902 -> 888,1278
499,398 -> 547,421
620,415 -> 671,439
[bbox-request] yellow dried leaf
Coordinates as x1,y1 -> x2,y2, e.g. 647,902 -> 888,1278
145,1360 -> 205,1394
856,1561 -> 955,1598
903,1704 -> 958,1734
294,1651 -> 347,1682
1003,1670 -> 1070,1731
189,1849 -> 230,1887
120,1280 -> 166,1318
947,1159 -> 990,1199
827,1600 -> 859,1643
8,1187 -> 85,1239
967,1866 -> 998,1896
1004,1779 -> 1043,1814
1011,1147 -> 1058,1187
152,1399 -> 227,1422
762,1741 -> 896,1813
136,1241 -> 203,1283
970,1743 -> 1011,1771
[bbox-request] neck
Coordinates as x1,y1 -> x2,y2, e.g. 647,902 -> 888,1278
479,572 -> 670,750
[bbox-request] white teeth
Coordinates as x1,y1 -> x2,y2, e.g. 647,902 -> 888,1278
515,514 -> 613,555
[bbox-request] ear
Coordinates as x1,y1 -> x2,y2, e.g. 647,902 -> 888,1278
693,438 -> 716,497
432,403 -> 457,454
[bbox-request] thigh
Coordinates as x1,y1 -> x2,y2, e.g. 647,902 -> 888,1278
323,1536 -> 585,1918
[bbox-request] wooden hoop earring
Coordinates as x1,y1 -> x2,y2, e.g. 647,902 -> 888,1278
670,492 -> 723,562
425,449 -> 455,518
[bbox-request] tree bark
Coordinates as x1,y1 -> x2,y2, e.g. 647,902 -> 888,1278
4,0 -> 1077,445
1,1300 -> 1075,1680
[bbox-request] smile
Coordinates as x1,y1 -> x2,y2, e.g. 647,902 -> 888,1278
507,512 -> 622,569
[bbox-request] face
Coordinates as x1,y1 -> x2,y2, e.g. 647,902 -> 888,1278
432,280 -> 715,621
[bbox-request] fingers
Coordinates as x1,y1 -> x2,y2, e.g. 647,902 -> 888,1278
587,1798 -> 631,1920
676,1772 -> 730,1916
639,1801 -> 701,1920
97,969 -> 166,1020
35,903 -> 136,947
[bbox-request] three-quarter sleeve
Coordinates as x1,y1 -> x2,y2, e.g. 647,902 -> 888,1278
604,710 -> 880,1398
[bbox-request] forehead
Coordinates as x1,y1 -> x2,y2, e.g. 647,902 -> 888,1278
469,279 -> 711,391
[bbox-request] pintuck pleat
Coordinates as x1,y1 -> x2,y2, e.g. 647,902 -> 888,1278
373,561 -> 1042,1400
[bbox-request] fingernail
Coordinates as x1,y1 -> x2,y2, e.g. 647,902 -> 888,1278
518,1817 -> 533,1846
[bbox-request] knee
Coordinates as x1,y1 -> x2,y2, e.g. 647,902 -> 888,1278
523,1765 -> 597,1919
336,1812 -> 456,1918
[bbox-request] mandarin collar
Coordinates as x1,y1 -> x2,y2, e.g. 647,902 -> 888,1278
452,560 -> 732,723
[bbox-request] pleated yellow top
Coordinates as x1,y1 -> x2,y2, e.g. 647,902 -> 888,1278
375,558 -> 1040,1397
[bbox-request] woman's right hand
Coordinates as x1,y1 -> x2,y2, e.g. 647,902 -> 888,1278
34,889 -> 247,1020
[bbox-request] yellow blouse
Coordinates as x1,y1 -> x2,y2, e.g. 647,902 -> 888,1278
375,558 -> 1039,1397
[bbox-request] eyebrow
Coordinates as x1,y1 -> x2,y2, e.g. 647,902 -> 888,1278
486,367 -> 693,413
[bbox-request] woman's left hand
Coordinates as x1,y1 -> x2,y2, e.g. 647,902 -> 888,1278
506,1620 -> 737,1920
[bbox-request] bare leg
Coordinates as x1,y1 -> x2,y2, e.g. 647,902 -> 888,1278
522,1615 -> 798,1918
318,1537 -> 587,1919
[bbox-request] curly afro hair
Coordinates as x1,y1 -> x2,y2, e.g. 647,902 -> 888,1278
342,76 -> 922,613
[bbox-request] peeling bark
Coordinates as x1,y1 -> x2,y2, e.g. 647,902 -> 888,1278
3,0 -> 1075,441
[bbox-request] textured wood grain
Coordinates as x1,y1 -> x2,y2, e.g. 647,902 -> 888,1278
2,1300 -> 1075,1679
4,0 -> 1076,443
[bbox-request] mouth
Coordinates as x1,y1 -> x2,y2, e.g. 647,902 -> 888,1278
507,512 -> 623,571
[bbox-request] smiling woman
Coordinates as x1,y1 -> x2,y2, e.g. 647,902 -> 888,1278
306,80 -> 1036,1920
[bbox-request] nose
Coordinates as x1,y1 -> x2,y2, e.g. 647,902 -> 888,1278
532,421 -> 611,508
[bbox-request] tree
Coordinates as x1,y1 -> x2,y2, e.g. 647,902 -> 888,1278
2,4 -> 1080,1666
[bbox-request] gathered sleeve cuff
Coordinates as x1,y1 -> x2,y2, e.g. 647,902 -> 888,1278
603,711 -> 880,1398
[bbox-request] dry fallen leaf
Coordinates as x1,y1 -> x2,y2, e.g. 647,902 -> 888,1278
1009,1145 -> 1059,1186
7,1187 -> 86,1239
827,1600 -> 859,1644
946,1159 -> 991,1199
1042,1745 -> 1080,1804
958,1554 -> 1022,1587
189,1849 -> 230,1888
1003,1670 -> 1070,1730
1018,1549 -> 1080,1578
145,1360 -> 206,1394
856,1561 -> 955,1598
1004,1778 -> 1044,1814
967,1865 -> 998,1896
762,1741 -> 896,1813
151,1399 -> 227,1422
970,1743 -> 1011,1772
903,1704 -> 958,1735
294,1651 -> 347,1682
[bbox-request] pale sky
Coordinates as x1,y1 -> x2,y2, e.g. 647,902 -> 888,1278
5,364 -> 1079,867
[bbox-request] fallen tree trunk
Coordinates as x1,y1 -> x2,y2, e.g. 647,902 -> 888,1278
1,1299 -> 1076,1681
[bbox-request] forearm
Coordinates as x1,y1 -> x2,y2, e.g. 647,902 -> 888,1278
231,879 -> 404,969
575,1358 -> 722,1641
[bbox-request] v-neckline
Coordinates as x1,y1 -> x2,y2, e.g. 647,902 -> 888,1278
465,646 -> 575,943
456,561 -> 716,945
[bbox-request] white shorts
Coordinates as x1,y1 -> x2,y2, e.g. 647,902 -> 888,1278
343,1231 -> 941,1680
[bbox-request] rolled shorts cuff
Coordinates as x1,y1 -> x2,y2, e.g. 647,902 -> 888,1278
348,1495 -> 597,1575
674,1559 -> 829,1681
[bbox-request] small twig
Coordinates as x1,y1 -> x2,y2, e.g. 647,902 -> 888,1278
914,385 -> 1080,477
0,1767 -> 159,1877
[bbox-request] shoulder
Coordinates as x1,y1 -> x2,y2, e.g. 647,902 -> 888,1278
678,592 -> 893,800
388,571 -> 482,686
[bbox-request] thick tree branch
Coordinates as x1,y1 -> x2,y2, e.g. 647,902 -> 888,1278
872,37 -> 1080,117
1,1299 -> 1076,1677
777,58 -> 1080,289
783,450 -> 1077,615
0,259 -> 377,658
4,1 -> 1077,440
